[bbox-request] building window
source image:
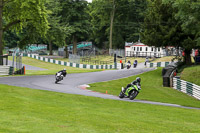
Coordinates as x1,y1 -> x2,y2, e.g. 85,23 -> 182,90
146,47 -> 148,51
140,47 -> 142,51
158,47 -> 160,51
137,47 -> 139,51
151,47 -> 154,51
134,47 -> 136,51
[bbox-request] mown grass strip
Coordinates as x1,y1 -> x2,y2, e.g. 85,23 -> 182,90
180,65 -> 200,86
0,84 -> 200,133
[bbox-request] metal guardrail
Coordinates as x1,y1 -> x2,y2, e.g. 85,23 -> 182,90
173,78 -> 200,100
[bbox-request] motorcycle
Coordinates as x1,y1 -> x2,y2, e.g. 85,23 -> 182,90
55,72 -> 64,84
133,63 -> 137,68
127,63 -> 131,69
119,84 -> 141,100
133,60 -> 138,68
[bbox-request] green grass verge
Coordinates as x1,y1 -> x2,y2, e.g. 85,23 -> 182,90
8,56 -> 102,75
0,84 -> 200,133
180,65 -> 200,86
89,68 -> 200,108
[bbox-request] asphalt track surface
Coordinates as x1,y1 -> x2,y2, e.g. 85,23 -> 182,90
0,67 -> 200,110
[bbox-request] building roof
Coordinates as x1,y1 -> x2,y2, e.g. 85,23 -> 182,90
125,42 -> 147,47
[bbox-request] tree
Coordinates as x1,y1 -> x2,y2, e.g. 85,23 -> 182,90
141,0 -> 197,65
0,0 -> 49,55
172,0 -> 200,64
45,0 -> 70,55
89,0 -> 147,49
60,0 -> 91,55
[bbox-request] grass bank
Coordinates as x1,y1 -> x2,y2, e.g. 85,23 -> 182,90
0,84 -> 200,133
180,65 -> 200,86
89,68 -> 200,108
8,56 -> 102,75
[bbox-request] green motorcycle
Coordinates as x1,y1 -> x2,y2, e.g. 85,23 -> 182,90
119,84 -> 141,100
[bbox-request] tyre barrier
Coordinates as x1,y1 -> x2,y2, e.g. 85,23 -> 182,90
0,65 -> 14,75
173,77 -> 200,100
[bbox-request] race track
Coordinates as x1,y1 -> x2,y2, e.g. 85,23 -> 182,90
0,67 -> 199,110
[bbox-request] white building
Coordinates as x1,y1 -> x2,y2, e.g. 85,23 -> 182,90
125,42 -> 168,58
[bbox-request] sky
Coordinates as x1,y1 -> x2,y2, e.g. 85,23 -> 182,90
87,0 -> 92,3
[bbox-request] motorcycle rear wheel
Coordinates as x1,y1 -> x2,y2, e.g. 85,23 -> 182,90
129,90 -> 138,100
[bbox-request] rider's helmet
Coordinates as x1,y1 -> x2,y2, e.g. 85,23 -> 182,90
136,77 -> 141,83
63,68 -> 66,71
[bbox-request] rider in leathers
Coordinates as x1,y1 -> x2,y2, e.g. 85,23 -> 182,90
123,77 -> 141,93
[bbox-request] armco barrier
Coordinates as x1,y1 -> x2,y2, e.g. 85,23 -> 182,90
27,54 -> 115,69
173,77 -> 200,100
0,65 -> 13,75
147,62 -> 175,68
147,62 -> 170,67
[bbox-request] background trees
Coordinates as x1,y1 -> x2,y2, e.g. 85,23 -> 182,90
141,0 -> 200,65
0,0 -> 49,55
89,0 -> 147,49
60,0 -> 91,55
1,0 -> 199,66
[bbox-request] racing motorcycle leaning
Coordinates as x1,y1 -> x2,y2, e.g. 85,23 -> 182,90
55,72 -> 64,83
119,83 -> 141,100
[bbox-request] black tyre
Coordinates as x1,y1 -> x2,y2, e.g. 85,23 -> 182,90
119,91 -> 124,98
129,90 -> 138,100
55,80 -> 58,84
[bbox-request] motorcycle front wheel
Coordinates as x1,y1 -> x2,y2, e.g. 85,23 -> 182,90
129,90 -> 138,100
119,91 -> 124,98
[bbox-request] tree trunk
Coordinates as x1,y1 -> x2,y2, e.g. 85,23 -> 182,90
64,45 -> 69,58
49,41 -> 53,55
109,0 -> 115,52
184,49 -> 192,65
73,35 -> 77,55
0,0 -> 3,56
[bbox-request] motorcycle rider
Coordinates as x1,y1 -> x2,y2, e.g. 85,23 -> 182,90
133,60 -> 138,68
55,68 -> 67,80
122,77 -> 141,93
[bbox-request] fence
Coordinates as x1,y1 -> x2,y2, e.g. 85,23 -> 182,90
173,78 -> 200,100
125,51 -> 163,58
69,54 -> 80,64
147,62 -> 176,68
27,54 -> 115,69
109,49 -> 125,57
0,66 -> 13,75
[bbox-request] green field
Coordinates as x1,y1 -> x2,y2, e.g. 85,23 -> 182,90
180,65 -> 200,86
0,84 -> 200,133
88,68 -> 200,108
8,56 -> 102,75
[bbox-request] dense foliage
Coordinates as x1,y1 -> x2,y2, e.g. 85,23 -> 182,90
1,0 -> 199,62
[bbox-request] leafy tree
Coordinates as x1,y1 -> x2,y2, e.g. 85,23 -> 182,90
60,0 -> 91,55
171,0 -> 200,64
0,0 -> 49,55
89,0 -> 147,49
45,0 -> 70,55
141,0 -> 198,65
